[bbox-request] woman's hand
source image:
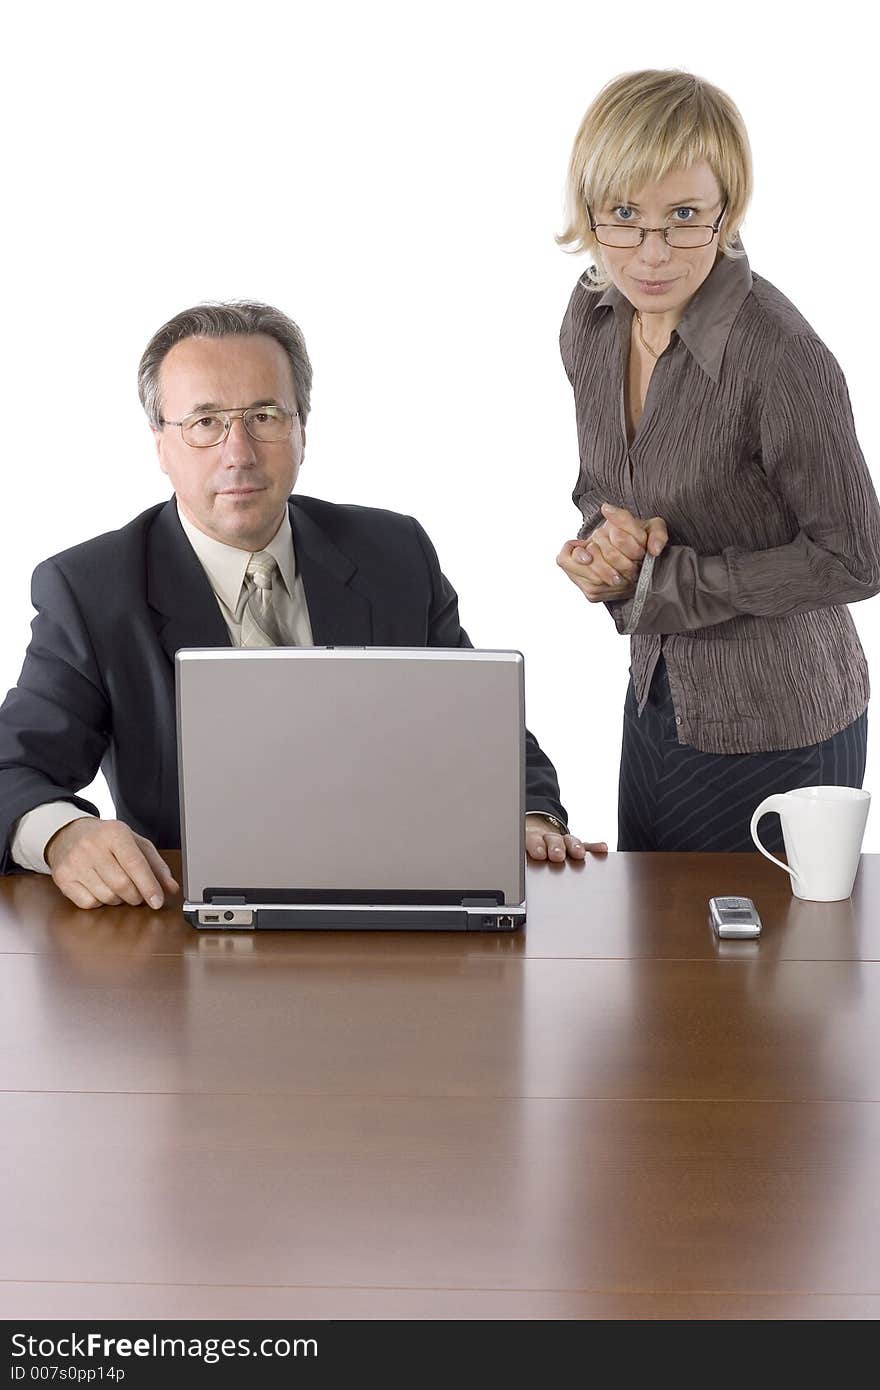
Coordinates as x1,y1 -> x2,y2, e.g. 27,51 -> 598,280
588,504 -> 668,579
557,504 -> 668,603
557,547 -> 637,603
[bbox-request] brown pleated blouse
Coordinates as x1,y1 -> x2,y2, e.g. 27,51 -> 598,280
560,247 -> 880,753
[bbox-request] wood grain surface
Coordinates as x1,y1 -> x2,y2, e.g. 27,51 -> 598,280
2,853 -> 878,1319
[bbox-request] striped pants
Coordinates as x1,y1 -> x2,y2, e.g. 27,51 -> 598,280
618,658 -> 868,853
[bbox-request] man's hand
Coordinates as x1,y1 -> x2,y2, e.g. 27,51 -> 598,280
45,818 -> 179,910
525,813 -> 607,863
557,504 -> 668,603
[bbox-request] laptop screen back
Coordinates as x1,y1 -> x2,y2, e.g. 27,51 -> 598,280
176,648 -> 525,906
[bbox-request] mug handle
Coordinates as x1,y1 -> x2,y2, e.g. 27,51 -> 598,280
750,795 -> 796,880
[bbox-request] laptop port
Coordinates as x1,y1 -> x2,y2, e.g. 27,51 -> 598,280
196,907 -> 255,928
498,915 -> 514,928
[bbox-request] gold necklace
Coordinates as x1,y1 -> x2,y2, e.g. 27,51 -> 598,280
635,310 -> 663,359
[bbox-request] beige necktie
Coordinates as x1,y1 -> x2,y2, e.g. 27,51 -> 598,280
240,552 -> 286,648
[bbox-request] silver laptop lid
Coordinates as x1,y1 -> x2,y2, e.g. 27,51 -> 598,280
176,648 -> 525,906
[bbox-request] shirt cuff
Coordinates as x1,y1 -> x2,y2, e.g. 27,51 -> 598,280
526,811 -> 570,836
11,803 -> 97,873
579,508 -> 655,636
577,507 -> 604,540
608,553 -> 656,635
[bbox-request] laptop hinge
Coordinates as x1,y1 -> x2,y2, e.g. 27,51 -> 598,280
203,887 -> 505,906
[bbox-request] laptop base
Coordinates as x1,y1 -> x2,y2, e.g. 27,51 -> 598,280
185,902 -> 526,932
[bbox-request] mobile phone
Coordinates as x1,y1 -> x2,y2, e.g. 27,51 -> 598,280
708,896 -> 762,939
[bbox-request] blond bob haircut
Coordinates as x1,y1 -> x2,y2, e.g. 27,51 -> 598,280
558,69 -> 752,289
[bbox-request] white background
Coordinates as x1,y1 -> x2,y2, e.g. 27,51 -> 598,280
3,0 -> 878,847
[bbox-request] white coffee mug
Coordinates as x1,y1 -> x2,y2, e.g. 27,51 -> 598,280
750,785 -> 870,902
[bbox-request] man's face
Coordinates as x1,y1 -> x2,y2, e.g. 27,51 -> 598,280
154,333 -> 305,551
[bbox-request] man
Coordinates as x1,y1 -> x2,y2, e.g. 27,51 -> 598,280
0,302 -> 602,910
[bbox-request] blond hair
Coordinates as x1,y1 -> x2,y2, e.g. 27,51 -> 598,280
558,70 -> 752,289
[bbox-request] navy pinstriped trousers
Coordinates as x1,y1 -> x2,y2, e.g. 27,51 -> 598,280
618,658 -> 868,853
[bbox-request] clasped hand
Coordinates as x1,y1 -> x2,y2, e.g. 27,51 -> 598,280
556,503 -> 668,603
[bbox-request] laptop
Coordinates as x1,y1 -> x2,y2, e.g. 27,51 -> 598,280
176,647 -> 526,931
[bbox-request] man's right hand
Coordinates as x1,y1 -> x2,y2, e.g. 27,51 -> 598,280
45,818 -> 179,910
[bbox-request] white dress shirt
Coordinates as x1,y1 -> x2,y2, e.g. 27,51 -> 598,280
11,503 -> 313,872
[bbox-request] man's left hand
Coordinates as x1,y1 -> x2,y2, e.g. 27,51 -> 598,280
525,813 -> 608,863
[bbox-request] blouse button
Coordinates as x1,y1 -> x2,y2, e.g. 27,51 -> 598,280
675,716 -> 682,725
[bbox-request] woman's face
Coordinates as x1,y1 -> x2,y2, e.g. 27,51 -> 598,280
593,160 -> 725,318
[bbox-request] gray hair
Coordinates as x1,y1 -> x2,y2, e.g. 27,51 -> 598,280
138,300 -> 313,428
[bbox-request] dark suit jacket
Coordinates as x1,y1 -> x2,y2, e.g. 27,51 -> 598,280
0,496 -> 566,872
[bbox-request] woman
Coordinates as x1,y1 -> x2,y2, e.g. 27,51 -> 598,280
555,69 -> 880,852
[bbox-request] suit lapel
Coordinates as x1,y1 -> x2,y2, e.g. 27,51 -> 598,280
291,500 -> 374,645
146,497 -> 374,657
147,501 -> 231,662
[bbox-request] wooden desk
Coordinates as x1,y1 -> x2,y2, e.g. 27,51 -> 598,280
2,853 -> 880,1321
